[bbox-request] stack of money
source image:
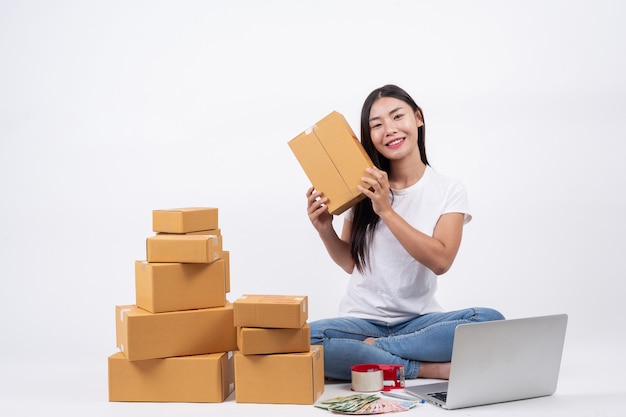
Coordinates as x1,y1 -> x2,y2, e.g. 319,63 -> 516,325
315,393 -> 418,415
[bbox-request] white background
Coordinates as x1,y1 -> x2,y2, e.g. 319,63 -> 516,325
1,1 -> 625,415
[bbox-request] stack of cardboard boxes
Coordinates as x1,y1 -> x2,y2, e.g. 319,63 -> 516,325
108,207 -> 236,403
232,295 -> 324,404
107,208 -> 325,405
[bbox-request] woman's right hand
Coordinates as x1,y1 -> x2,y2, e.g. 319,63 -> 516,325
306,187 -> 333,235
306,187 -> 355,274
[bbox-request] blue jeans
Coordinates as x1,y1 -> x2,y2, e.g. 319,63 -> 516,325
310,307 -> 505,380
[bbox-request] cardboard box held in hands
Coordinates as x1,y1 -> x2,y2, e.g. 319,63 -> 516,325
288,111 -> 374,215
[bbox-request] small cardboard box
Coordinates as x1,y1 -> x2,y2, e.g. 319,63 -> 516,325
288,111 -> 374,215
237,324 -> 310,355
152,207 -> 218,233
233,295 -> 308,329
135,260 -> 226,313
108,351 -> 234,402
146,234 -> 222,263
234,346 -> 324,404
115,304 -> 237,361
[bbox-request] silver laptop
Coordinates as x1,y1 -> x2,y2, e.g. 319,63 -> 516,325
404,314 -> 568,410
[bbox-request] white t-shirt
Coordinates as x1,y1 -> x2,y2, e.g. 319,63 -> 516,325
338,166 -> 472,323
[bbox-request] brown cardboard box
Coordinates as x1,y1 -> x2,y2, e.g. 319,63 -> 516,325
135,260 -> 226,313
237,324 -> 310,355
288,111 -> 374,215
233,294 -> 308,329
108,351 -> 234,402
152,207 -> 218,233
234,346 -> 324,404
146,234 -> 222,263
115,304 -> 237,361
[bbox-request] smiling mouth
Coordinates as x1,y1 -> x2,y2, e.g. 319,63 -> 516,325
386,138 -> 404,147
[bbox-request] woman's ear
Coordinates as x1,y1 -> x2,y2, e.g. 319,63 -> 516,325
415,109 -> 424,127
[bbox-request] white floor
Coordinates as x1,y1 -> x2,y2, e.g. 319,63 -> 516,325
1,342 -> 624,417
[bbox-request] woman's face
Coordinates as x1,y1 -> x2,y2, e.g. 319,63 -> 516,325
368,96 -> 423,161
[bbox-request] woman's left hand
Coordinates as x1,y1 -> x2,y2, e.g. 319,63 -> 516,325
358,167 -> 392,216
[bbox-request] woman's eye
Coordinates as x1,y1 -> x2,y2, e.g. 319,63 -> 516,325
370,123 -> 382,129
394,114 -> 404,120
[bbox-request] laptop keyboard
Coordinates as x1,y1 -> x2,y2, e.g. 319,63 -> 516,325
428,391 -> 448,403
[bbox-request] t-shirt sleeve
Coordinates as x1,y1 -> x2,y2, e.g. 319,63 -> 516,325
444,180 -> 472,224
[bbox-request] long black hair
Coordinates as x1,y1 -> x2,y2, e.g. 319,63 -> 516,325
350,85 -> 429,273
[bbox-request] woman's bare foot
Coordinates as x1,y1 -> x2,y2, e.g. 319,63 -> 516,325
418,362 -> 451,380
361,338 -> 449,379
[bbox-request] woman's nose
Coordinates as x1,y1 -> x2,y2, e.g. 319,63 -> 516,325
384,121 -> 397,135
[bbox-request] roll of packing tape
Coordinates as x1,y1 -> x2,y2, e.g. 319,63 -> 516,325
351,364 -> 384,392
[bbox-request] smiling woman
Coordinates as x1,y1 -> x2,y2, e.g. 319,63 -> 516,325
305,84 -> 505,382
0,0 -> 623,414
